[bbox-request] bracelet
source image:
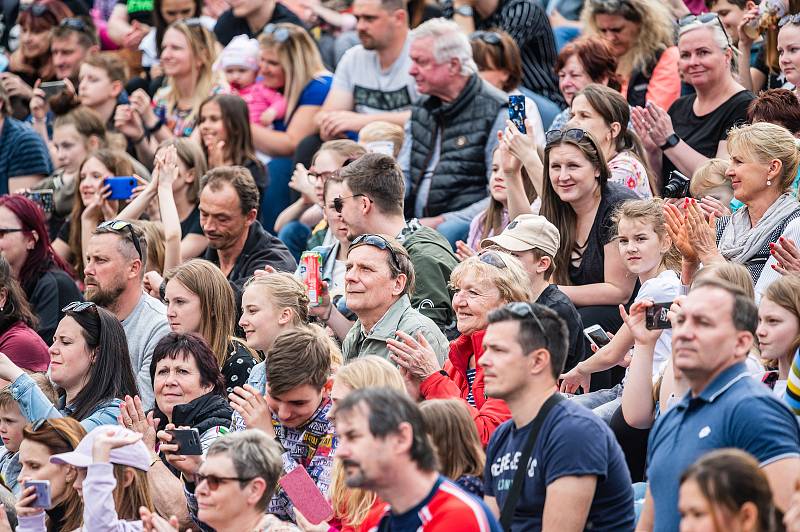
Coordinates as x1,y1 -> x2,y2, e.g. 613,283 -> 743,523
146,116 -> 165,135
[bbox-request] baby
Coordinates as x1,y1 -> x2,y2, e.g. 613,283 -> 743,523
219,35 -> 287,127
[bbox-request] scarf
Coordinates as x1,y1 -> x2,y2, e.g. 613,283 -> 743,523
717,193 -> 800,264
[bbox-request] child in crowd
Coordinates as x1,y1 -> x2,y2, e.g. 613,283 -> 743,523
0,375 -> 57,496
691,158 -> 736,216
358,121 -> 404,158
218,35 -> 287,128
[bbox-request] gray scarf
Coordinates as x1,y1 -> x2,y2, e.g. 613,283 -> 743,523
718,193 -> 800,264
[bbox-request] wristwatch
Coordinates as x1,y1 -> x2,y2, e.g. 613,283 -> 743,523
660,133 -> 680,151
454,4 -> 474,17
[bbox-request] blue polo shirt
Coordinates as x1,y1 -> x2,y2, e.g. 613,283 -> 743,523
0,116 -> 52,195
647,362 -> 800,531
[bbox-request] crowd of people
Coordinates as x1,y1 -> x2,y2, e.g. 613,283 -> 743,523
0,0 -> 797,529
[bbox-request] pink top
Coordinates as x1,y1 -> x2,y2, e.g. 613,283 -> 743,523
0,321 -> 49,372
233,83 -> 288,125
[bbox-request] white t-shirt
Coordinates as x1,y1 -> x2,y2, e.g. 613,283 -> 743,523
756,215 -> 800,304
634,269 -> 680,378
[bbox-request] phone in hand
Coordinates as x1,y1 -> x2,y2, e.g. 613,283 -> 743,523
166,428 -> 203,455
646,301 -> 674,330
508,94 -> 526,134
24,480 -> 51,508
103,176 -> 138,200
279,466 -> 333,525
22,189 -> 54,215
39,80 -> 66,99
584,325 -> 612,349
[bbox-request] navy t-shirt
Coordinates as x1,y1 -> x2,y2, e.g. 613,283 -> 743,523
0,117 -> 53,194
484,398 -> 635,532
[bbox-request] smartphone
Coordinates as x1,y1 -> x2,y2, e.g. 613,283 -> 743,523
646,301 -> 674,330
24,480 -> 51,508
39,80 -> 66,99
22,189 -> 54,215
279,466 -> 333,525
166,428 -> 203,455
508,94 -> 526,134
103,176 -> 137,200
584,325 -> 612,349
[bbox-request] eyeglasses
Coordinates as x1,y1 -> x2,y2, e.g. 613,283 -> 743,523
350,234 -> 401,269
97,220 -> 143,261
0,227 -> 24,238
333,194 -> 368,213
262,23 -> 290,42
679,13 -> 731,47
478,250 -> 508,269
196,473 -> 255,491
504,302 -> 549,351
62,301 -> 97,313
20,2 -> 50,16
59,17 -> 91,33
780,13 -> 800,27
470,31 -> 502,45
307,169 -> 336,185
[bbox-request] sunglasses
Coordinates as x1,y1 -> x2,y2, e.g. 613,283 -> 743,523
780,13 -> 800,27
350,234 -> 401,269
470,30 -> 502,45
20,2 -> 50,16
59,17 -> 91,33
196,473 -> 255,491
262,23 -> 291,42
62,301 -> 97,313
333,194 -> 368,213
504,302 -> 550,350
545,128 -> 602,154
478,250 -> 508,269
679,13 -> 731,46
97,220 -> 143,261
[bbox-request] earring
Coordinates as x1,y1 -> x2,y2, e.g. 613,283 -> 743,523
767,179 -> 772,186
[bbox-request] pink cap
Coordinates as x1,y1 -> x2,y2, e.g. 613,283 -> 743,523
50,425 -> 151,471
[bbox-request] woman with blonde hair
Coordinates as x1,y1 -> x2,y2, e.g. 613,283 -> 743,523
757,275 -> 800,399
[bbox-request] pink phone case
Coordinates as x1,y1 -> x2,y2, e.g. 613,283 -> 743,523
279,467 -> 334,524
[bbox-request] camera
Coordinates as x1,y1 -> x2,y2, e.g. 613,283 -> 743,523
663,170 -> 691,199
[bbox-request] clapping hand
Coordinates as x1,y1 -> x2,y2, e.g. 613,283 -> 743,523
664,201 -> 698,263
387,331 -> 441,381
140,507 -> 183,532
118,395 -> 159,450
684,199 -> 721,264
770,237 -> 800,275
454,240 -> 476,262
229,384 -> 275,436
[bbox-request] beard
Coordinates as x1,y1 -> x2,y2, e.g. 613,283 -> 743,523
341,460 -> 370,488
85,280 -> 126,309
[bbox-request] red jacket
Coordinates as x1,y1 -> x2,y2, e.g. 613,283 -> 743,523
419,329 -> 510,447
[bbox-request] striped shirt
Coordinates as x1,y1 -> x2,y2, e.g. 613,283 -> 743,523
0,117 -> 52,194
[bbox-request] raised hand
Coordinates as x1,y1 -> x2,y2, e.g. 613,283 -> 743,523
386,331 -> 441,381
229,384 -> 275,436
664,201 -> 698,263
771,236 -> 800,275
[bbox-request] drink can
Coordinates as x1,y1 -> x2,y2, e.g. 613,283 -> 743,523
300,251 -> 323,306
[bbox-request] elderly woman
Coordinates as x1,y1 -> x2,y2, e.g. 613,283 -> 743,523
117,332 -> 232,527
387,250 -> 531,446
668,122 -> 800,289
633,14 -> 754,187
581,0 -> 680,110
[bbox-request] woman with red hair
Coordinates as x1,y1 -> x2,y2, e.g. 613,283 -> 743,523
0,195 -> 81,345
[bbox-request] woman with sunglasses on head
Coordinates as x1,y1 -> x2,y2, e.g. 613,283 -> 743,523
632,14 -> 754,187
387,250 -> 532,446
0,302 -> 137,432
0,195 -> 81,346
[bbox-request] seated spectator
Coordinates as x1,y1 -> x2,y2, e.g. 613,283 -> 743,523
77,54 -> 127,137
400,19 -> 506,245
338,234 -> 448,360
481,302 -> 635,530
337,153 -> 459,333
0,83 -> 53,194
218,36 -> 286,128
33,425 -> 154,531
469,29 -> 545,145
777,15 -> 800,98
51,17 -> 100,83
550,37 -> 621,131
680,449 -> 780,532
561,199 -> 679,418
639,278 -> 800,531
388,250 -> 532,445
419,399 -> 485,497
85,220 -> 171,408
213,0 -> 303,45
633,15 -> 753,186
358,120 -> 404,158
756,274 -> 800,399
228,327 -> 337,521
0,257 -> 49,371
480,214 -> 586,373
139,0 -> 214,71
0,374 -> 57,496
16,418 -> 86,531
198,94 -> 267,194
0,195 -> 81,345
335,388 -> 501,530
140,430 -> 290,532
444,0 -> 561,104
747,89 -> 800,199
690,158 -> 735,218
581,0 -> 679,110
567,84 -> 654,196
0,302 -> 137,430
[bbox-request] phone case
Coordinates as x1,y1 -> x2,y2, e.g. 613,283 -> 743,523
279,466 -> 333,525
25,480 -> 51,508
167,428 -> 203,455
24,190 -> 54,214
508,95 -> 527,134
104,177 -> 137,200
646,302 -> 673,330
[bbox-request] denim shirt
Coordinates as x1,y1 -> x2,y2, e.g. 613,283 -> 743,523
11,373 -> 122,432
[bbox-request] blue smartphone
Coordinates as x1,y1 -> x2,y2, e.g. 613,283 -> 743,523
103,176 -> 137,200
24,480 -> 51,508
508,95 -> 526,134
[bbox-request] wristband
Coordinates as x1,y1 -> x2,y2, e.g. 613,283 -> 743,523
159,280 -> 167,302
146,116 -> 165,134
133,132 -> 147,145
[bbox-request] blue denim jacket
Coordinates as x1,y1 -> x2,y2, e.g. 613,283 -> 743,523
11,373 -> 122,432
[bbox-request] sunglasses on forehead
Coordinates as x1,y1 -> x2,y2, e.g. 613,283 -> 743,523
20,2 -> 50,16
62,301 -> 97,313
544,128 -> 602,154
97,220 -> 143,262
350,234 -> 401,269
262,23 -> 290,42
470,31 -> 502,45
504,302 -> 549,350
678,13 -> 731,46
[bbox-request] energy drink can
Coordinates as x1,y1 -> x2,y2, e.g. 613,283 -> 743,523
300,251 -> 323,306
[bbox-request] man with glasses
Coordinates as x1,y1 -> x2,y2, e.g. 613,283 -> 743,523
213,0 -> 303,45
339,234 -> 448,363
481,302 -> 635,531
51,17 -> 100,82
84,221 -> 169,409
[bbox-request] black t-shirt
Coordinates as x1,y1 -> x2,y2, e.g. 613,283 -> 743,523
568,183 -> 638,288
663,90 -> 754,181
536,284 -> 585,372
180,205 -> 203,237
213,3 -> 304,46
243,158 -> 268,196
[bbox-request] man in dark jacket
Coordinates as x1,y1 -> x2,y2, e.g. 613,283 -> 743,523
200,166 -> 296,306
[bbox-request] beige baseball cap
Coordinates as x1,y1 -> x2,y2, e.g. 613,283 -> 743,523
480,214 -> 560,257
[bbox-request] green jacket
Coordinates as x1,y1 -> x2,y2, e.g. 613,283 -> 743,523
341,295 -> 450,364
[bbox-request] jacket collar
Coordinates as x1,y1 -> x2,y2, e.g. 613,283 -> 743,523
679,362 -> 750,407
360,295 -> 412,341
448,329 -> 486,376
424,73 -> 481,119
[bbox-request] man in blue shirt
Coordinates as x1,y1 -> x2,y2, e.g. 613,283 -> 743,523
639,278 -> 800,532
481,302 -> 635,531
0,84 -> 52,194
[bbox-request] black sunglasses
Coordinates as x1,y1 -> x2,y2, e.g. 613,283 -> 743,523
97,220 -> 143,261
196,473 -> 256,491
504,302 -> 549,350
62,301 -> 97,313
20,3 -> 50,16
333,194 -> 368,213
59,17 -> 91,33
679,13 -> 731,46
478,250 -> 508,269
470,31 -> 502,45
262,23 -> 290,42
545,127 -> 602,153
350,234 -> 401,269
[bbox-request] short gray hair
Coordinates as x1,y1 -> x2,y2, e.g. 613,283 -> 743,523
207,430 -> 284,510
410,18 -> 477,75
679,22 -> 738,75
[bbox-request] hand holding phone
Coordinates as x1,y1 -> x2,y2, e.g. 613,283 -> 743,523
645,301 -> 674,330
39,80 -> 66,99
24,480 -> 51,509
103,176 -> 138,200
22,189 -> 54,215
279,467 -> 333,525
583,325 -> 612,349
508,95 -> 526,134
165,428 -> 203,455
